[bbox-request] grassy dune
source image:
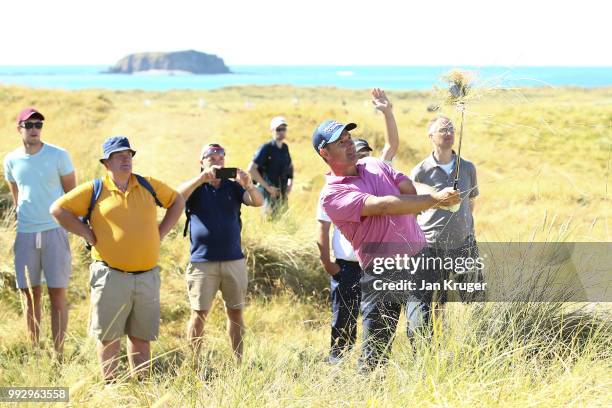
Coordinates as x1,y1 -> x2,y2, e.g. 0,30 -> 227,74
0,84 -> 610,407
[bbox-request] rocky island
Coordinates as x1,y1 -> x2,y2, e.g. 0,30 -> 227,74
107,50 -> 231,75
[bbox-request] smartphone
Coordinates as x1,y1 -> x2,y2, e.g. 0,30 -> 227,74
215,167 -> 237,179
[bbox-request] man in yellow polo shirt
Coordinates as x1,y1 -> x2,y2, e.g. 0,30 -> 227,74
50,136 -> 184,382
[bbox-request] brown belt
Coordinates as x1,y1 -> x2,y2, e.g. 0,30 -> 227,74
99,261 -> 151,274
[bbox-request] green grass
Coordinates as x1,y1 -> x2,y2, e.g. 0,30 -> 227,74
0,84 -> 610,406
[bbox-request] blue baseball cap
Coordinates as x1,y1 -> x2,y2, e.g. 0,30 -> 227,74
312,120 -> 357,155
99,136 -> 136,163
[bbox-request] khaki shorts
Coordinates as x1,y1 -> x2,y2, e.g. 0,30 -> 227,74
186,259 -> 248,311
89,261 -> 161,341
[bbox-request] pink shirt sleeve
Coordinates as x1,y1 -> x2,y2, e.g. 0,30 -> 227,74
378,159 -> 409,186
322,187 -> 370,223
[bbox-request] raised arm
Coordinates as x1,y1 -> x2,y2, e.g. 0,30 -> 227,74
397,178 -> 417,195
372,88 -> 399,162
411,181 -> 438,195
236,168 -> 264,207
396,176 -> 438,196
361,187 -> 460,216
177,166 -> 218,201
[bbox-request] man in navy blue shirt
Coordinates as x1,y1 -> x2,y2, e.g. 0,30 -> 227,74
248,116 -> 294,217
178,143 -> 263,363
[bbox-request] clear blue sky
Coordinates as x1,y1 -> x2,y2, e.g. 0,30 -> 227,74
1,0 -> 609,66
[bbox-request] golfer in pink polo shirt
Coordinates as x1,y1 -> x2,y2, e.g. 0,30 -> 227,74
313,119 -> 460,370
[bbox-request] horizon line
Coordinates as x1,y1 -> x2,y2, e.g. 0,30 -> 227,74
1,63 -> 611,68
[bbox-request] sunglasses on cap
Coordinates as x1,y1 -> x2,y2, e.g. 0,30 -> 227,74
20,122 -> 44,130
202,145 -> 226,158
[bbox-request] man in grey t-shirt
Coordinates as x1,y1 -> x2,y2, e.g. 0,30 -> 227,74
410,116 -> 481,302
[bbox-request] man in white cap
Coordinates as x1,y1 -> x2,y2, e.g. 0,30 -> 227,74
248,116 -> 293,217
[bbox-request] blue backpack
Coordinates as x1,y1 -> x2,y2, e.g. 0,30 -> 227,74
81,174 -> 163,249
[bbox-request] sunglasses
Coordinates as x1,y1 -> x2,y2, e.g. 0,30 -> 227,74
203,148 -> 225,158
437,127 -> 455,134
276,127 -> 288,132
20,122 -> 44,130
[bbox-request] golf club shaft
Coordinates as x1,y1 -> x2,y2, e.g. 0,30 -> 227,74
453,104 -> 465,190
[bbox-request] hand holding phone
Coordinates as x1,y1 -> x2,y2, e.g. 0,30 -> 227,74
215,167 -> 237,179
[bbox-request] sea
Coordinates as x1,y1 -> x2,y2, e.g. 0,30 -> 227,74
0,65 -> 610,91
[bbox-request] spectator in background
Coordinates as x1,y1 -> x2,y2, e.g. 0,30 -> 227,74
3,107 -> 76,359
50,136 -> 184,382
410,116 -> 480,303
248,116 -> 293,217
179,143 -> 263,364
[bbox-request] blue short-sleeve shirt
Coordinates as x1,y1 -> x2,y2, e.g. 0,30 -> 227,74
187,180 -> 246,262
3,143 -> 74,233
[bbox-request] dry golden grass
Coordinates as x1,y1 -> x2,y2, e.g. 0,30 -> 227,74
0,84 -> 610,406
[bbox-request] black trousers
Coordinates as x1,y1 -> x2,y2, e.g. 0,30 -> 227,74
330,259 -> 362,358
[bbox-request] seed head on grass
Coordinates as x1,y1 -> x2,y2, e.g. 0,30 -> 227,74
433,69 -> 476,108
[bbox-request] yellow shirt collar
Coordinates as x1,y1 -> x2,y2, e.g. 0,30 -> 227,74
103,173 -> 137,192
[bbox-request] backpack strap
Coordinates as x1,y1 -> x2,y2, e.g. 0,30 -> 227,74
79,175 -> 163,249
182,192 -> 195,237
183,208 -> 191,237
83,178 -> 103,225
81,178 -> 102,251
134,174 -> 163,207
83,175 -> 162,222
260,142 -> 271,175
252,142 -> 271,186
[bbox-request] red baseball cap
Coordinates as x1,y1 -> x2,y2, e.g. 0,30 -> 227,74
17,108 -> 45,124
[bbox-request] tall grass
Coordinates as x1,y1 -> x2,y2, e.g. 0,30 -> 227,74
0,84 -> 610,406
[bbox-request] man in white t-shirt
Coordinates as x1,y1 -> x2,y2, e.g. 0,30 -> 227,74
316,88 -> 398,363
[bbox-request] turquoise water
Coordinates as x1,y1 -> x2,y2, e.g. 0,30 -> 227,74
0,65 -> 610,90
